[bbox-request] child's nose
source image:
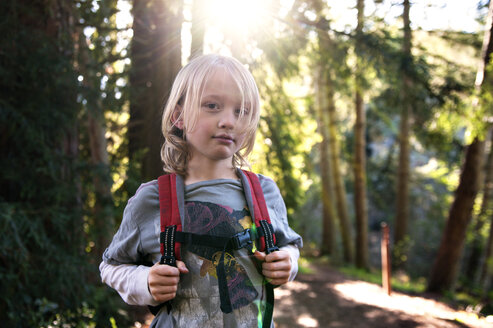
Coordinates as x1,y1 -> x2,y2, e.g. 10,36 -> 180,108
218,109 -> 237,129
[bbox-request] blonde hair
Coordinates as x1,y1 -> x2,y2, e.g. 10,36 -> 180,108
161,54 -> 260,176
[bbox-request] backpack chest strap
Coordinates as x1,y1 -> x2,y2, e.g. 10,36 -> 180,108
160,229 -> 254,252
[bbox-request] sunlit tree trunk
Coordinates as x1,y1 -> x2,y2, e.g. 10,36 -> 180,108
316,66 -> 336,256
466,127 -> 493,280
427,1 -> 493,293
314,6 -> 353,263
394,0 -> 412,266
354,0 -> 368,270
326,74 -> 353,263
190,0 -> 205,59
129,0 -> 183,180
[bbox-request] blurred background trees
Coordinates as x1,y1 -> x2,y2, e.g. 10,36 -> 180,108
1,0 -> 493,326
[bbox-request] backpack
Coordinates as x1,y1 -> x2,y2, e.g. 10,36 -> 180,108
150,170 -> 278,327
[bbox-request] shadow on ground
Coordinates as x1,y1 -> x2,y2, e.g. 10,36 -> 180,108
273,263 -> 484,328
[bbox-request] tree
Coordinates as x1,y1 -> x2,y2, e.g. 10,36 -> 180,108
190,0 -> 206,58
313,4 -> 353,263
316,64 -> 337,256
0,0 -> 88,324
129,0 -> 183,181
465,127 -> 493,281
394,0 -> 413,265
427,0 -> 493,293
353,0 -> 369,269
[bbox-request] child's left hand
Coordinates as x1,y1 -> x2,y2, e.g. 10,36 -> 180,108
253,250 -> 291,286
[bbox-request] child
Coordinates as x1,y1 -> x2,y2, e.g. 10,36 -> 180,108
100,54 -> 302,327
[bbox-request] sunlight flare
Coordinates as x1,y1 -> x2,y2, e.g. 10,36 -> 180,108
205,0 -> 270,34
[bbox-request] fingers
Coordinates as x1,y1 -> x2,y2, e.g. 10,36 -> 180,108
176,260 -> 189,274
150,262 -> 180,277
256,250 -> 292,286
148,261 -> 188,303
150,285 -> 179,303
253,251 -> 266,262
264,250 -> 289,263
255,250 -> 290,263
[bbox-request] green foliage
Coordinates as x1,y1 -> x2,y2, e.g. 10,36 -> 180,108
0,0 -> 84,324
0,0 -> 131,326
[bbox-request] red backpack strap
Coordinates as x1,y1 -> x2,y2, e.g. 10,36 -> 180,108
242,170 -> 278,328
242,170 -> 278,254
158,174 -> 182,266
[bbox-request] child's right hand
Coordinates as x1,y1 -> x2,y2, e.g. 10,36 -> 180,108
148,261 -> 189,303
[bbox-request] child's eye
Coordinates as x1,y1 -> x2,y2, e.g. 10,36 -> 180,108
235,108 -> 250,116
204,103 -> 219,110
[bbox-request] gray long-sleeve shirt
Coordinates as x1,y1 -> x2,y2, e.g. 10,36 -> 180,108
100,172 -> 302,327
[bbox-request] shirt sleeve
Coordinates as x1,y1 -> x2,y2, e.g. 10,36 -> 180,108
280,244 -> 300,282
100,184 -> 158,306
259,174 -> 303,249
102,198 -> 143,265
259,175 -> 303,281
99,262 -> 160,306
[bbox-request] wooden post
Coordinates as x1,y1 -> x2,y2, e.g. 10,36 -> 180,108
381,222 -> 392,295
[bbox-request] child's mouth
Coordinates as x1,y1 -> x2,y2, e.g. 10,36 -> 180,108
213,134 -> 234,143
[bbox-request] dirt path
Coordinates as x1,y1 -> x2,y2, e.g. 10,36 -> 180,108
274,263 -> 492,328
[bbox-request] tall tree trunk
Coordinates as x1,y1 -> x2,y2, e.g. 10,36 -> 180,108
315,12 -> 353,262
394,0 -> 413,266
427,138 -> 485,292
316,66 -> 336,256
465,127 -> 493,280
326,74 -> 353,263
129,0 -> 183,180
190,0 -> 205,59
354,0 -> 368,269
427,1 -> 493,293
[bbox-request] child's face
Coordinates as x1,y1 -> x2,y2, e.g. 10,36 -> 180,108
185,68 -> 249,167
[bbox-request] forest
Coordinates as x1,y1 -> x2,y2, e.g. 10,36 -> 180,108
1,0 -> 493,327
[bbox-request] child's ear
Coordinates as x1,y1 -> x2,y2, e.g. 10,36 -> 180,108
171,105 -> 184,129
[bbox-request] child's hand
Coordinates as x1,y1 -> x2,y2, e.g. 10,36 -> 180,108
148,261 -> 189,303
254,250 -> 291,286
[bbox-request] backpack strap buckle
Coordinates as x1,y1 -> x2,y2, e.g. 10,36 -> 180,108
230,229 -> 252,250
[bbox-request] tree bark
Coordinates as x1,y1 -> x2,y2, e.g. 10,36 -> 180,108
326,74 -> 353,263
316,66 -> 336,256
190,0 -> 205,59
427,1 -> 493,293
354,0 -> 368,269
315,11 -> 353,263
129,0 -> 183,180
394,0 -> 412,261
466,127 -> 493,280
427,138 -> 485,292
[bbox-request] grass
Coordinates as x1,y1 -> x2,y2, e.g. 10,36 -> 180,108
299,255 -> 426,294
